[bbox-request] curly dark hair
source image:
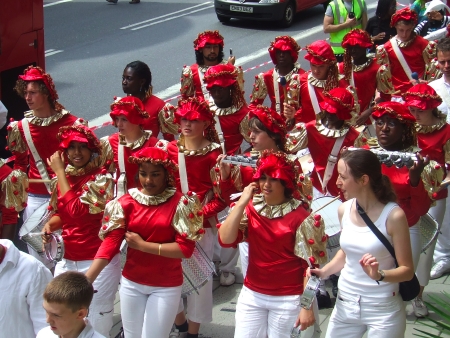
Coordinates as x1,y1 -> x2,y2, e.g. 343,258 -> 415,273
195,45 -> 225,65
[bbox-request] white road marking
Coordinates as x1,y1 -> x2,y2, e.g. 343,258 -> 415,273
121,2 -> 212,29
45,50 -> 64,56
132,5 -> 214,30
44,0 -> 72,7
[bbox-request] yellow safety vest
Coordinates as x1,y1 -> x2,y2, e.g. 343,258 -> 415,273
329,0 -> 365,54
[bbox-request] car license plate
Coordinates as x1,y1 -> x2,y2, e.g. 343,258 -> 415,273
230,5 -> 253,13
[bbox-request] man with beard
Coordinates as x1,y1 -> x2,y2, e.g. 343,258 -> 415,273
249,36 -> 305,128
180,30 -> 242,102
339,29 -> 394,133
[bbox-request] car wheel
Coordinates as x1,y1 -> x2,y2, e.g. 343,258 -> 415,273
279,1 -> 295,27
217,14 -> 231,23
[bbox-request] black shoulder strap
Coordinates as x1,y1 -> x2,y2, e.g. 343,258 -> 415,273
356,201 -> 399,267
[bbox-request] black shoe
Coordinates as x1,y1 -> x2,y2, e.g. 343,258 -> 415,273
330,274 -> 339,298
316,291 -> 332,309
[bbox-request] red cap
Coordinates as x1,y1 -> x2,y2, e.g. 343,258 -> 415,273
248,105 -> 287,139
129,147 -> 178,187
174,97 -> 213,124
304,40 -> 336,65
194,30 -> 224,50
18,66 -> 59,102
391,7 -> 418,27
342,29 -> 373,49
204,64 -> 238,89
268,36 -> 301,64
372,101 -> 416,123
403,84 -> 442,110
110,96 -> 149,126
58,125 -> 102,154
319,87 -> 355,121
253,151 -> 297,192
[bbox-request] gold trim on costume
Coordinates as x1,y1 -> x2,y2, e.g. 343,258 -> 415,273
252,194 -> 301,219
118,131 -> 152,150
1,167 -> 29,212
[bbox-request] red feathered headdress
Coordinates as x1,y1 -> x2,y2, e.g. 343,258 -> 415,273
248,105 -> 287,138
174,97 -> 213,124
58,125 -> 102,154
268,36 -> 301,64
128,147 -> 178,187
403,84 -> 442,110
203,64 -> 238,89
304,40 -> 336,65
110,96 -> 149,126
19,66 -> 59,102
194,30 -> 224,50
372,101 -> 416,124
342,29 -> 373,48
390,7 -> 418,27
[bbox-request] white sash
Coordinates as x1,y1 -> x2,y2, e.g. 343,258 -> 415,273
21,118 -> 52,193
214,115 -> 226,154
350,69 -> 355,87
390,37 -> 413,81
198,68 -> 211,103
320,135 -> 345,192
308,82 -> 321,115
272,70 -> 282,114
117,144 -> 127,198
178,151 -> 189,194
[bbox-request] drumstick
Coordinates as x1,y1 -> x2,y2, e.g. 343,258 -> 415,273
310,196 -> 341,214
29,179 -> 52,183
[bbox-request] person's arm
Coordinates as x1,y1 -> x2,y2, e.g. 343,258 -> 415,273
219,182 -> 256,244
124,232 -> 188,258
47,151 -> 70,195
361,10 -> 368,31
294,275 -> 316,330
360,207 -> 414,283
323,13 -> 356,33
85,258 -> 110,283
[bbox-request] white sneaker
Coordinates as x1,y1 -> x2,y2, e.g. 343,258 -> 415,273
169,329 -> 187,338
430,259 -> 450,279
411,297 -> 429,318
220,272 -> 236,286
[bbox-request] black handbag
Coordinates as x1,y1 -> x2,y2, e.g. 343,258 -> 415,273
356,202 -> 420,301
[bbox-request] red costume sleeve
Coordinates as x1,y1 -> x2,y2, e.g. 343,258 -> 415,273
409,179 -> 432,218
202,196 -> 228,220
175,234 -> 196,258
57,190 -> 92,220
95,227 -> 125,261
218,230 -> 243,249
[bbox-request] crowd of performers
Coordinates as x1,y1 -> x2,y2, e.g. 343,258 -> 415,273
0,6 -> 450,338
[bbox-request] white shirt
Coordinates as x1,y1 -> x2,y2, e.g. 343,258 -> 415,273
0,239 -> 53,337
37,319 -> 106,338
429,76 -> 450,123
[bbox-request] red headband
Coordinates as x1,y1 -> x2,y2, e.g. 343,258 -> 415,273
253,151 -> 297,192
391,7 -> 418,27
110,96 -> 148,126
268,36 -> 301,64
403,84 -> 442,110
372,101 -> 416,123
319,87 -> 355,121
304,40 -> 336,65
194,30 -> 224,50
174,97 -> 213,124
19,66 -> 59,102
58,125 -> 102,154
204,64 -> 238,89
342,29 -> 373,48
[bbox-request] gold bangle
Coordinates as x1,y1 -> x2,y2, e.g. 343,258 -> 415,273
158,244 -> 162,256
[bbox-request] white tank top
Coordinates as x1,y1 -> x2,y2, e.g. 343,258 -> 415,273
338,199 -> 399,297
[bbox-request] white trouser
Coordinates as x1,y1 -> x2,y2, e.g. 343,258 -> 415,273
55,254 -> 121,337
326,290 -> 406,338
22,195 -> 54,269
416,199 -> 446,286
120,276 -> 182,338
409,221 -> 422,271
239,242 -> 249,279
434,196 -> 450,263
235,286 -> 321,338
177,228 -> 214,323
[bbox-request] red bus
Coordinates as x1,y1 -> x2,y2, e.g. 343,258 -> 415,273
0,0 -> 45,158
